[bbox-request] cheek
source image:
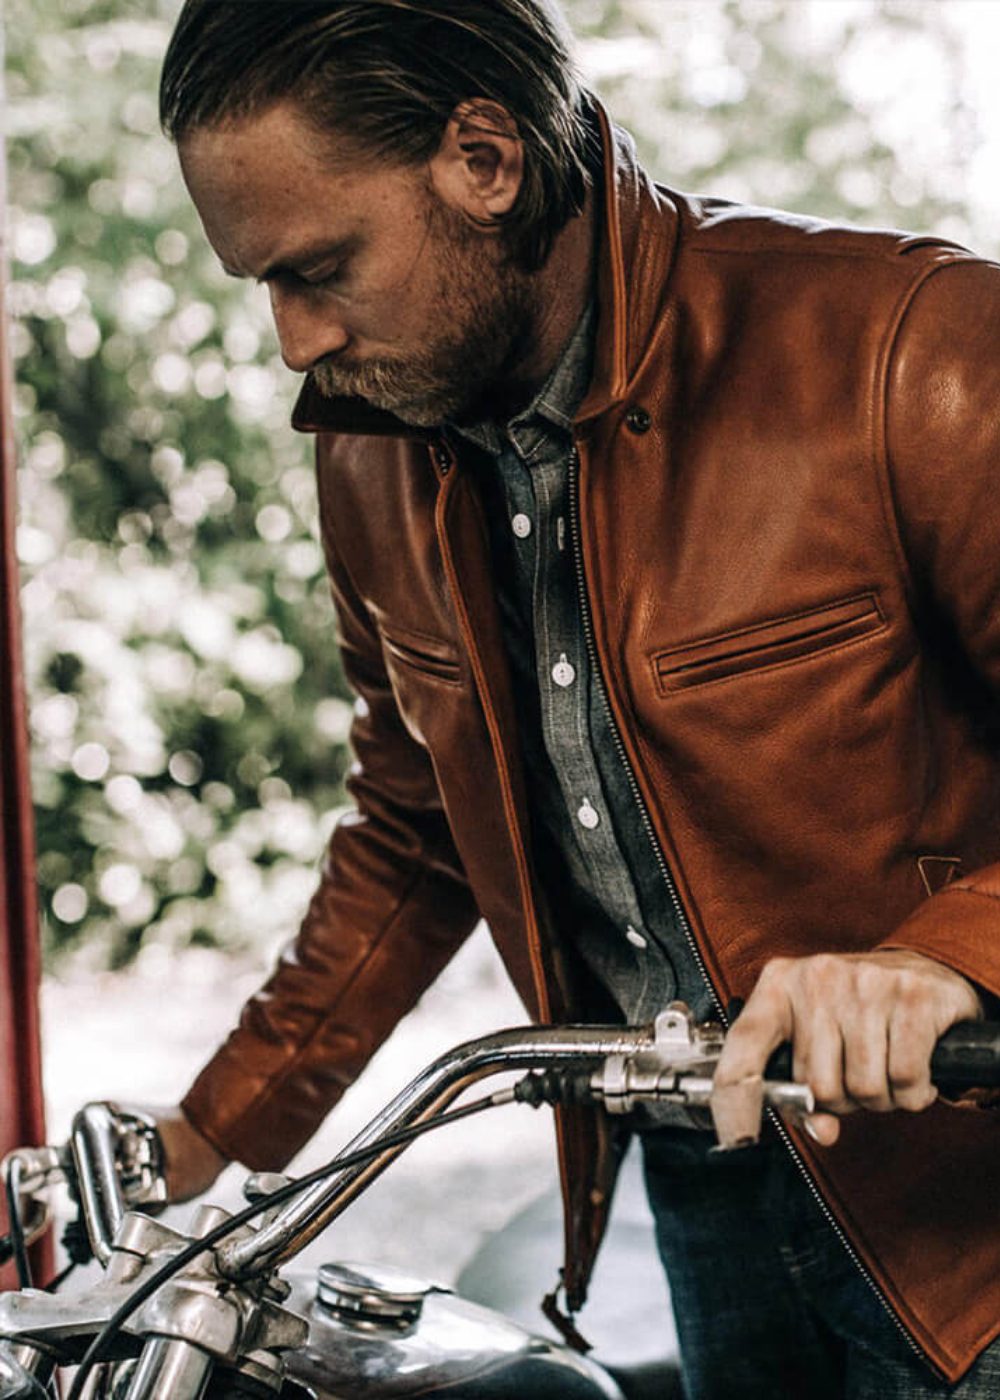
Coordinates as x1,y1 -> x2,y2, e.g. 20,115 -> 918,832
351,281 -> 435,349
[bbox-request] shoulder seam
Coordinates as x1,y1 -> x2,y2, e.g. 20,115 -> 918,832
872,257 -> 988,613
683,240 -> 973,265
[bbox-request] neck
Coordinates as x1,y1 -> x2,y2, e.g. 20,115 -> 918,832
517,185 -> 597,395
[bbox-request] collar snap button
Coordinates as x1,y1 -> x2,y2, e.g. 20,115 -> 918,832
625,406 -> 651,435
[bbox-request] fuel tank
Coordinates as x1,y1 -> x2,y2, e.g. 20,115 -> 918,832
282,1262 -> 624,1400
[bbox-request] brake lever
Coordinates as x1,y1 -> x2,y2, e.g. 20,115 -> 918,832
0,1146 -> 68,1251
592,1001 -> 1000,1151
70,1104 -> 168,1264
2,1105 -> 169,1269
590,1002 -> 815,1150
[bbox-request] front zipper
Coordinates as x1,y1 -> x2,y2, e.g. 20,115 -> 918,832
768,1111 -> 927,1365
566,443 -> 929,1368
566,445 -> 725,1022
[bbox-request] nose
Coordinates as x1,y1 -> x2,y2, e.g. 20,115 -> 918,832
268,282 -> 349,373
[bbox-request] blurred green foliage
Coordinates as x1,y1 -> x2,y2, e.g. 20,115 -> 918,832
6,0 -> 981,969
574,1 -> 976,241
8,0 -> 351,969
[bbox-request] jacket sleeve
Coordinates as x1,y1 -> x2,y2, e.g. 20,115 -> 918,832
877,255 -> 1000,1002
180,473 -> 480,1170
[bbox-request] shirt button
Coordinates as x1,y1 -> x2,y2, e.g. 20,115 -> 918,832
511,513 -> 532,539
626,925 -> 648,949
577,798 -> 600,830
552,653 -> 576,688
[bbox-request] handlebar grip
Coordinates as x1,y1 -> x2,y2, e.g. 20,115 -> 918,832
930,1020 -> 1000,1092
765,1020 -> 1000,1093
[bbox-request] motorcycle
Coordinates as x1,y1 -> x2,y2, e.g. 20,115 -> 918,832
0,1001 -> 997,1400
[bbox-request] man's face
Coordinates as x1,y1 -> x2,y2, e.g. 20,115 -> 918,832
179,102 -> 534,427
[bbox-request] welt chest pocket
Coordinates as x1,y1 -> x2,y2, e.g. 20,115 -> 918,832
651,593 -> 886,695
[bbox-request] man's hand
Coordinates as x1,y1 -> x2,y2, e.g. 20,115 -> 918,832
151,1105 -> 229,1202
713,950 -> 984,1146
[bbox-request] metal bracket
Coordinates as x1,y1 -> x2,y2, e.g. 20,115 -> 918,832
590,1002 -> 814,1148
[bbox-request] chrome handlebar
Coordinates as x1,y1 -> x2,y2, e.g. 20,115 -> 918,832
0,1003 -> 814,1400
70,1104 -> 167,1264
1,1004 -> 811,1282
217,1003 -> 812,1279
3,1000 -> 997,1400
218,1021 -> 655,1278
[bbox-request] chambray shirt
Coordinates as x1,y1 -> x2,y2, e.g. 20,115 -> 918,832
451,307 -> 715,1031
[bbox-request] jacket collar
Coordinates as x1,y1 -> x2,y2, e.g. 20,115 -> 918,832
291,385 -> 433,439
290,100 -> 679,438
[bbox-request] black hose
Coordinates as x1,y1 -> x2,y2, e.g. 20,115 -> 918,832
5,1159 -> 33,1289
65,1090 -> 506,1400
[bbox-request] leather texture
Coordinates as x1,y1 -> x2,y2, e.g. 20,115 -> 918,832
183,109 -> 1000,1381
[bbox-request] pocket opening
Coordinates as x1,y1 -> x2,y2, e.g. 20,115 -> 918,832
382,626 -> 462,684
652,593 -> 885,695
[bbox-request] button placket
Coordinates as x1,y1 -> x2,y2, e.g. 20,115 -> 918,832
457,336 -> 700,1030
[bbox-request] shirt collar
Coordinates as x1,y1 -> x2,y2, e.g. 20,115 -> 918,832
451,298 -> 596,461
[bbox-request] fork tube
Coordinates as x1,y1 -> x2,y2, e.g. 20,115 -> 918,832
124,1339 -> 212,1400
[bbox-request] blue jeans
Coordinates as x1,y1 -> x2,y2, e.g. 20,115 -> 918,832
640,1127 -> 1000,1399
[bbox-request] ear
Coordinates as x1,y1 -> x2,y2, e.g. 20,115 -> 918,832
428,100 -> 524,223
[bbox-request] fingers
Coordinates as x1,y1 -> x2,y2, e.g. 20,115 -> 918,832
886,997 -> 939,1113
793,995 -> 854,1113
802,1110 -> 841,1146
154,1105 -> 229,1201
713,957 -> 794,1090
721,950 -> 983,1143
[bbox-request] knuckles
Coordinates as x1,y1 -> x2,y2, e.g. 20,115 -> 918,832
890,1084 -> 938,1113
759,951 -> 939,1013
842,1068 -> 891,1108
749,950 -> 953,1121
756,956 -> 793,991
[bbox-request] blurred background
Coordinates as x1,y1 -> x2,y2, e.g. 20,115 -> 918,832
7,0 -> 1000,1315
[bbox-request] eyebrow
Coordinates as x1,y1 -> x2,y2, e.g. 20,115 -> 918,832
222,236 -> 357,283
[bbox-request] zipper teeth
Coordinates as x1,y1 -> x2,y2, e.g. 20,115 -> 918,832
566,447 -> 724,1025
566,445 -> 926,1366
768,1111 -> 925,1361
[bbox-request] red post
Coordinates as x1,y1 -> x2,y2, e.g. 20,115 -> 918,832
0,0 -> 49,1286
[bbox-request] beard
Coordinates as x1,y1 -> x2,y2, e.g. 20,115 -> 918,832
308,200 -> 536,428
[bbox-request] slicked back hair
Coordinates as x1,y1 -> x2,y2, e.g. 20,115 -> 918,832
160,0 -> 596,273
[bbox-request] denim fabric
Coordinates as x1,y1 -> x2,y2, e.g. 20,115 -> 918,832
451,307 -> 713,1030
640,1127 -> 1000,1399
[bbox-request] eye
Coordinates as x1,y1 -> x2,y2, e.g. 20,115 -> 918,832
302,264 -> 346,289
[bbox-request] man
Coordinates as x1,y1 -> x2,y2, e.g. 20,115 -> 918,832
150,1 -> 1000,1395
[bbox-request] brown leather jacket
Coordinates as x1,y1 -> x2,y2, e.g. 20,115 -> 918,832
183,110 -> 1000,1381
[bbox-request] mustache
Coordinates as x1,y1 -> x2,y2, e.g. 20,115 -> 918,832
309,352 -> 452,407
310,355 -> 407,396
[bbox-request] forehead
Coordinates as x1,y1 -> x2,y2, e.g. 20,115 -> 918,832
178,101 -> 429,275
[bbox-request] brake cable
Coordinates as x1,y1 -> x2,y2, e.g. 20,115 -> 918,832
4,1159 -> 33,1290
64,1086 -> 512,1400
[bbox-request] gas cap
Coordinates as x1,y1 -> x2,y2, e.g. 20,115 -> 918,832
316,1262 -> 435,1328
